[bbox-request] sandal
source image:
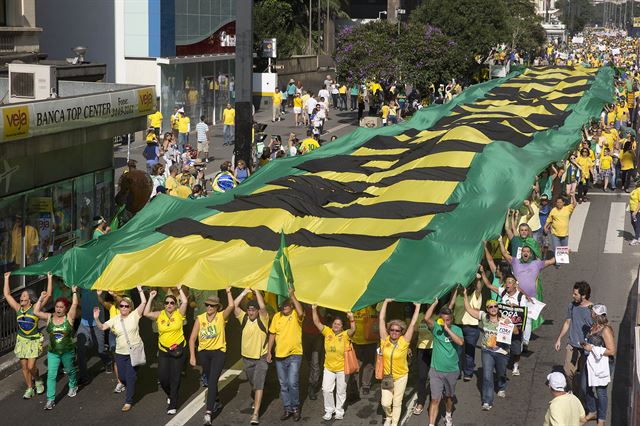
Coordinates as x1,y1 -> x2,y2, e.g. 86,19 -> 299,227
413,404 -> 424,415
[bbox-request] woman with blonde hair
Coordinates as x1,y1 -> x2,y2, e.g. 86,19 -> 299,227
582,304 -> 616,426
378,299 -> 421,426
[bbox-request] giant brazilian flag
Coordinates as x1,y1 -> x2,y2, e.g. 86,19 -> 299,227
17,66 -> 613,312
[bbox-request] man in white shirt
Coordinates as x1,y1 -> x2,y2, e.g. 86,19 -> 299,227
195,115 -> 209,162
306,96 -> 318,124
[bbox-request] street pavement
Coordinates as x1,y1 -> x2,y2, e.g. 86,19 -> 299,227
0,110 -> 637,425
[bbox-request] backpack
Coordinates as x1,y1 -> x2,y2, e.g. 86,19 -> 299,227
241,313 -> 268,348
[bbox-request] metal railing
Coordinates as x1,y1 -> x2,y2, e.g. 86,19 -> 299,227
0,34 -> 15,52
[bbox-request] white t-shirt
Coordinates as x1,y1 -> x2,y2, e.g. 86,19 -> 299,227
104,310 -> 143,355
195,121 -> 208,142
318,89 -> 329,103
500,289 -> 528,308
306,97 -> 318,114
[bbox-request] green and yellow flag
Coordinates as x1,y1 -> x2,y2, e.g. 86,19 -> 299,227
16,66 -> 613,311
267,230 -> 294,306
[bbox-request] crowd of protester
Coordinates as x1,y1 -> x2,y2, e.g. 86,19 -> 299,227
4,28 -> 639,426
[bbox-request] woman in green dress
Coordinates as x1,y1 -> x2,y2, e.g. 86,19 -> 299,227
33,285 -> 79,410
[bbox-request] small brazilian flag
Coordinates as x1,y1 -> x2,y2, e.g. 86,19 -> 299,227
267,231 -> 294,307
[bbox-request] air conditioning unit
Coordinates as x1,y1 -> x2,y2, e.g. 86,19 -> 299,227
8,64 -> 58,103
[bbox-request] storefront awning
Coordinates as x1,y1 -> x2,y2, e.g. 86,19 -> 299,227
156,54 -> 235,65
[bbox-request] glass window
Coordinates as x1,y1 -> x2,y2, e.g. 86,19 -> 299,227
95,169 -> 113,224
0,193 -> 24,290
75,174 -> 95,243
51,180 -> 75,254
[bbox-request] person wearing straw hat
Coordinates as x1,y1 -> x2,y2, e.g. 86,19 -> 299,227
188,288 -> 235,426
543,371 -> 585,426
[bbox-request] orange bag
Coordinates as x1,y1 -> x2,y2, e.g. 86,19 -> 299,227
375,351 -> 384,380
344,340 -> 360,375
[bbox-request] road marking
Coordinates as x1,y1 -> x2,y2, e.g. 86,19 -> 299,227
400,392 -> 418,426
165,360 -> 244,426
603,202 -> 628,254
568,202 -> 590,252
583,192 -> 630,197
326,122 -> 352,134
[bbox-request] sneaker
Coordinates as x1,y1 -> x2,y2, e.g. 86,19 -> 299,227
167,409 -> 177,415
322,412 -> 333,421
167,398 -> 171,405
67,387 -> 78,398
630,239 -> 640,246
292,409 -> 301,422
105,363 -> 114,374
23,388 -> 35,399
463,376 -> 473,382
114,382 -> 126,393
335,413 -> 344,420
203,412 -> 212,426
35,380 -> 45,394
250,414 -> 260,425
512,366 -> 520,376
44,400 -> 55,410
444,414 -> 454,426
497,390 -> 506,398
481,403 -> 492,411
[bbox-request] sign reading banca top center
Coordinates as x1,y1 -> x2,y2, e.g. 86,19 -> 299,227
0,87 -> 155,142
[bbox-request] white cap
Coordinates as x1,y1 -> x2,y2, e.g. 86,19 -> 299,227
178,107 -> 185,113
592,304 -> 607,316
546,372 -> 566,391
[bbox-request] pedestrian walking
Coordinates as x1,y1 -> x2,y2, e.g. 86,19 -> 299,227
34,287 -> 79,410
222,104 -> 235,146
195,116 -> 210,162
543,371 -> 585,426
144,285 -> 188,415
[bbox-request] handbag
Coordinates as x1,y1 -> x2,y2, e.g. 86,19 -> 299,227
380,343 -> 396,391
375,351 -> 384,380
120,318 -> 146,367
344,339 -> 360,375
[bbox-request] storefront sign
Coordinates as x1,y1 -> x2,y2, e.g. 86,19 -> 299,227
0,87 -> 156,143
176,21 -> 236,56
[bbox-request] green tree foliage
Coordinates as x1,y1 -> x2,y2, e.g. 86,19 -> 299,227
556,0 -> 595,34
505,0 -> 546,51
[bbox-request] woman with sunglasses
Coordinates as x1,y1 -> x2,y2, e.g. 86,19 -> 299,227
462,286 -> 511,411
188,288 -> 235,426
33,286 -> 79,410
144,284 -> 188,415
378,299 -> 421,426
576,147 -> 595,203
94,285 -> 147,412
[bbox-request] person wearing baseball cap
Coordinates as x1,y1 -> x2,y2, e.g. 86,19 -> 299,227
188,288 -> 235,426
543,371 -> 585,426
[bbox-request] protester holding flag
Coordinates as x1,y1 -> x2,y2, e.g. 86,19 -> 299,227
310,305 -> 356,421
267,287 -> 304,422
379,299 -> 421,426
188,288 -> 234,426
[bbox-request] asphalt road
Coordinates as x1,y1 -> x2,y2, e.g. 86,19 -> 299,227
0,111 -> 637,425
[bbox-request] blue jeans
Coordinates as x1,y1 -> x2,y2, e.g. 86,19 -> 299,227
550,235 -> 568,253
178,132 -> 188,153
115,354 -> 137,404
275,354 -> 302,412
461,325 -> 480,378
481,349 -> 508,405
585,384 -> 608,421
223,124 -> 234,145
632,213 -> 640,240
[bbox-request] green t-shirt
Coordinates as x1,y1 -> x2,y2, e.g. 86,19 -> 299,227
430,322 -> 462,373
491,276 -> 503,303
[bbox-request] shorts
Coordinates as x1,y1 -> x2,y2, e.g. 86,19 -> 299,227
14,334 -> 43,359
601,169 -> 612,178
293,107 -> 302,114
243,355 -> 268,390
197,140 -> 209,152
429,369 -> 458,399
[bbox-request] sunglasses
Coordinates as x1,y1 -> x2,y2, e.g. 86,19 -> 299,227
487,305 -> 498,309
165,300 -> 176,305
205,303 -> 216,308
119,304 -> 130,309
389,328 -> 402,332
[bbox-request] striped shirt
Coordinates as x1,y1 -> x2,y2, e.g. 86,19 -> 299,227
195,121 -> 208,142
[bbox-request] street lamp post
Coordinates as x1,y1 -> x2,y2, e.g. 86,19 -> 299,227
396,8 -> 406,36
378,11 -> 387,20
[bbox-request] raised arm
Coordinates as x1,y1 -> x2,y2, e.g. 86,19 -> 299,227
511,210 -> 520,237
254,289 -> 268,317
463,287 -> 481,320
42,272 -> 53,307
311,304 -> 324,332
144,290 -> 160,320
289,288 -> 303,318
498,237 -> 513,263
3,272 -> 19,311
346,311 -> 356,337
379,299 -> 391,340
483,241 -> 497,274
93,306 -> 109,331
222,287 -> 235,320
96,290 -> 113,310
404,302 -> 421,341
135,285 -> 147,316
33,291 -> 51,321
505,209 -> 514,239
67,286 -> 79,321
423,298 -> 438,329
523,199 -> 534,221
188,320 -> 200,367
177,284 -> 188,317
233,288 -> 251,317
544,256 -> 556,268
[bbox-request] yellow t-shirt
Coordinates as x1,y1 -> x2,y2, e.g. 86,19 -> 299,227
178,116 -> 190,133
546,204 -> 575,237
518,201 -> 541,232
197,312 -> 227,352
417,317 -> 435,349
607,110 -> 616,124
149,111 -> 163,128
600,155 -> 613,170
109,304 -> 117,320
321,326 -> 350,372
630,188 -> 640,212
268,310 -> 303,358
617,105 -> 629,122
157,309 -> 185,351
173,185 -> 192,199
576,156 -> 593,180
351,306 -> 377,345
236,310 -> 269,359
300,137 -> 319,154
165,175 -> 178,194
222,108 -> 235,126
146,132 -> 156,142
293,97 -> 302,108
381,105 -> 390,119
603,132 -> 616,152
453,291 -> 481,326
380,335 -> 409,379
621,150 -> 634,170
273,93 -> 282,106
338,85 -> 347,94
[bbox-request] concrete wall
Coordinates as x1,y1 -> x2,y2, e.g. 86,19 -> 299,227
36,0 -> 116,81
